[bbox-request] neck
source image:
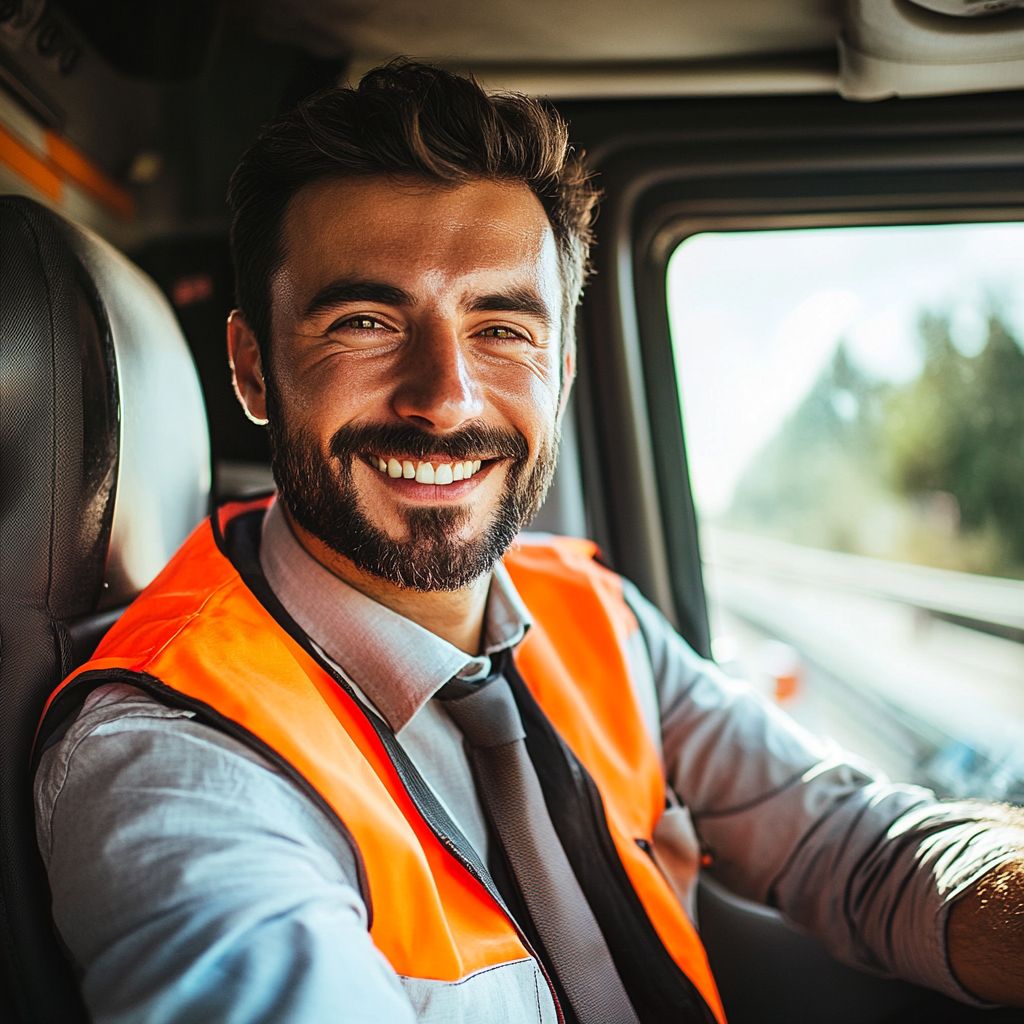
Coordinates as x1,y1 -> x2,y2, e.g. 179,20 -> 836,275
284,508 -> 490,655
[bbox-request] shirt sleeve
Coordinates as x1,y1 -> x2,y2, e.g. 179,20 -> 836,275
34,684 -> 416,1024
621,580 -> 1024,1004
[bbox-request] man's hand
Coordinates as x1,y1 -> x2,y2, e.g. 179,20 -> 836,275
948,858 -> 1024,1005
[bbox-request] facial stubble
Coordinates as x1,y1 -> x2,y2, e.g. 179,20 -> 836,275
269,413 -> 558,592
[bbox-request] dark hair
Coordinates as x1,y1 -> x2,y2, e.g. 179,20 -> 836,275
228,59 -> 600,364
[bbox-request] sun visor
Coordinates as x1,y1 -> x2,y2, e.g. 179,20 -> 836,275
838,0 -> 1024,99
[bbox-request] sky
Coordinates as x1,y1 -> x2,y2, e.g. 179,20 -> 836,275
667,221 -> 1024,517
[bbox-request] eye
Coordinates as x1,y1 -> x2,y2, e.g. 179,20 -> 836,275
332,315 -> 391,332
477,325 -> 525,340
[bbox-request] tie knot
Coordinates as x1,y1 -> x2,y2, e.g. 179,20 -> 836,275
438,673 -> 526,748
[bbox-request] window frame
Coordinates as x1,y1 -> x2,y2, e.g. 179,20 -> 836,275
560,89 -> 1024,658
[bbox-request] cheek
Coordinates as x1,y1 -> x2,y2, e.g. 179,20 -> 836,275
276,356 -> 395,430
533,379 -> 561,435
516,364 -> 562,437
487,365 -> 560,452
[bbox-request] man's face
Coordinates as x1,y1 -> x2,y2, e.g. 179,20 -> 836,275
247,176 -> 570,591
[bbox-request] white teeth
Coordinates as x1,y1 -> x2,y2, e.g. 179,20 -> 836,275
378,457 -> 485,485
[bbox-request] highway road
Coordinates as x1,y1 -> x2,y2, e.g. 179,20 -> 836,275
701,528 -> 1024,802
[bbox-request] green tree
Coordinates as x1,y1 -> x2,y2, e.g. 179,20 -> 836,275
885,311 -> 1024,568
725,343 -> 889,552
725,309 -> 1024,577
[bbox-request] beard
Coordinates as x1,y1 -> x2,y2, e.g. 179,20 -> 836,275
267,409 -> 558,592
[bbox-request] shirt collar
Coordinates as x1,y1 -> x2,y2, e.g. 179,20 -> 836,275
258,498 -> 531,733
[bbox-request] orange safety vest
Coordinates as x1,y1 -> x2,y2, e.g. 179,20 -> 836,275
39,498 -> 724,1024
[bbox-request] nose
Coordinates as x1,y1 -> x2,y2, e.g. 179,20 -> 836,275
391,323 -> 485,431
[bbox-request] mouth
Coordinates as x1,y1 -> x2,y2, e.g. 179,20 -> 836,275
363,454 -> 487,486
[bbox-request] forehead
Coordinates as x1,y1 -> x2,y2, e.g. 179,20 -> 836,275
277,175 -> 560,307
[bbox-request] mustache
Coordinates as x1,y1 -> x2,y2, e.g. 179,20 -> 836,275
328,422 -> 528,464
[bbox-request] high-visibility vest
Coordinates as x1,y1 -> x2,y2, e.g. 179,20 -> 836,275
40,498 -> 724,1024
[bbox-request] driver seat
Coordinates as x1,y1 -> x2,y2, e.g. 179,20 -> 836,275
0,196 -> 210,1023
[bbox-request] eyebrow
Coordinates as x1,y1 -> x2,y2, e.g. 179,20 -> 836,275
302,280 -> 554,327
303,280 -> 414,318
467,289 -> 553,326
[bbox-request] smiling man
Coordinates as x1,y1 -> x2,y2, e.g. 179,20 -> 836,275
33,61 -> 1024,1024
240,174 -> 564,621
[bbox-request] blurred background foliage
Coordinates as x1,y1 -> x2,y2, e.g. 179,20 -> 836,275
724,309 -> 1024,579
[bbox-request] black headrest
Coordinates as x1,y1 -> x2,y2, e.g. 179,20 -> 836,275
2,195 -> 211,618
0,195 -> 210,1021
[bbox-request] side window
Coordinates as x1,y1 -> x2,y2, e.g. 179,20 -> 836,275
668,222 -> 1024,799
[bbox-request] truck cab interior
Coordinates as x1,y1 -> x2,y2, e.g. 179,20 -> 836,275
2,2 -> 1024,1022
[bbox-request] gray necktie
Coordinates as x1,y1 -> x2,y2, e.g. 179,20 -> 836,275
439,670 -> 641,1024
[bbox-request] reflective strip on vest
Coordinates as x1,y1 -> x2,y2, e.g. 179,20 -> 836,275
43,499 -> 725,1023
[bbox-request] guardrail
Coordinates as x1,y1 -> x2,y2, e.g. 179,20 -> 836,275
702,528 -> 1024,643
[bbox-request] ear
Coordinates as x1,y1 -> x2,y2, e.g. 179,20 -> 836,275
227,310 -> 269,425
557,340 -> 577,420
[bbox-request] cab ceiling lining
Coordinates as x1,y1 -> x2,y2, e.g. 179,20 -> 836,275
248,0 -> 841,65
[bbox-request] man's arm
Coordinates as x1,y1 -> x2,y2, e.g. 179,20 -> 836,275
35,684 -> 416,1024
621,580 -> 1024,1005
948,856 -> 1024,1004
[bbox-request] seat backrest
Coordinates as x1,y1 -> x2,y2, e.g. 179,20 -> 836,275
0,196 -> 210,1022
